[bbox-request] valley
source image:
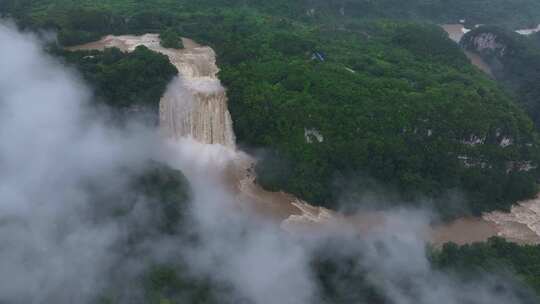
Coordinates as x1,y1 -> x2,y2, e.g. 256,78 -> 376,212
69,33 -> 540,248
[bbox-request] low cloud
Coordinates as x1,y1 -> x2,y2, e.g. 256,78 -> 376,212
0,21 -> 160,303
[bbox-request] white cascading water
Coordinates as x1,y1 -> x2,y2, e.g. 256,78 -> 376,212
68,34 -> 236,148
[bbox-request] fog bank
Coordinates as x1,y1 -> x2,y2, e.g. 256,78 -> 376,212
0,21 -> 161,303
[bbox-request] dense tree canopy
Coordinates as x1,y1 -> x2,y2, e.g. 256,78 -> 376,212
57,46 -> 177,113
4,0 -> 540,37
214,16 -> 539,217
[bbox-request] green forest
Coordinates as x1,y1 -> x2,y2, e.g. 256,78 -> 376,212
433,238 -> 540,295
4,0 -> 540,31
57,46 -> 177,111
216,17 -> 539,217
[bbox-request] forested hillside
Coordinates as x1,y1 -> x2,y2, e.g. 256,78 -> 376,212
296,0 -> 540,29
56,46 -> 177,112
433,237 -> 540,295
4,0 -> 540,32
3,0 -> 540,217
216,17 -> 539,217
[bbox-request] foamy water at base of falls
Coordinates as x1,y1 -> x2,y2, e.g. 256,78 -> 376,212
70,34 -> 540,247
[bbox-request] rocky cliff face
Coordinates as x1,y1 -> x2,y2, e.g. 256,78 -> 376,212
459,28 -> 515,77
463,32 -> 507,57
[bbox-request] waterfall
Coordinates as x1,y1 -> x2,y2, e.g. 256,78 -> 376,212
68,34 -> 236,148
